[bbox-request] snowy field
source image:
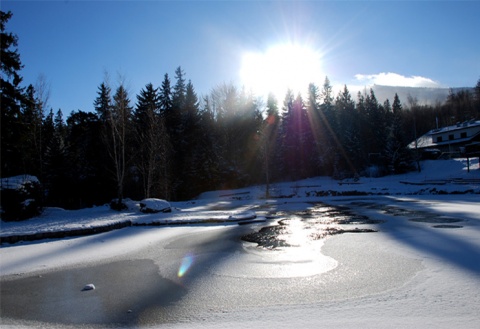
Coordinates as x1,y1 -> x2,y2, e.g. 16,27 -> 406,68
1,159 -> 479,328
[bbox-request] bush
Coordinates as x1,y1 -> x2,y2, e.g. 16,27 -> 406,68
0,179 -> 43,221
109,198 -> 128,211
363,165 -> 388,178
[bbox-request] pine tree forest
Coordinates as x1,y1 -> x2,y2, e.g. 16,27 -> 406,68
2,11 -> 480,213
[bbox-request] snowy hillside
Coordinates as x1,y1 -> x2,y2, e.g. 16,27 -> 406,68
370,85 -> 472,106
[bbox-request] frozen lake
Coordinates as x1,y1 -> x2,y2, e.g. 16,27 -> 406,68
1,195 -> 479,328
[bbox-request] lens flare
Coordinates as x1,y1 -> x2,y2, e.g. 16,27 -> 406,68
177,253 -> 194,278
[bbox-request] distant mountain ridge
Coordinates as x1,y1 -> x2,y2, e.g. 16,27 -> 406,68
368,85 -> 473,106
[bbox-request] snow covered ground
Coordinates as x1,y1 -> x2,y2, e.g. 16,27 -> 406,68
1,159 -> 479,328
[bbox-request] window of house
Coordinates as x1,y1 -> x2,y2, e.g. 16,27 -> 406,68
461,132 -> 467,138
437,136 -> 443,143
449,134 -> 454,140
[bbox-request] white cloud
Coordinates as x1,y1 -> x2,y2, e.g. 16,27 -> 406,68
354,72 -> 441,88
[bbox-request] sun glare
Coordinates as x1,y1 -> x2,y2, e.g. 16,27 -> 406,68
240,43 -> 323,101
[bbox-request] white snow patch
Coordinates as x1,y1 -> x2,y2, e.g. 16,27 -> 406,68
81,283 -> 95,291
0,175 -> 39,190
139,198 -> 171,213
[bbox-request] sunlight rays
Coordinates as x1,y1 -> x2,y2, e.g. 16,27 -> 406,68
305,98 -> 359,177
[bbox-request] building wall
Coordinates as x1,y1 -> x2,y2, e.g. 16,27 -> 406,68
431,124 -> 480,144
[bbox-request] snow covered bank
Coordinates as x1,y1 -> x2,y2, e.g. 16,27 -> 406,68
198,158 -> 479,199
1,159 -> 478,245
0,202 -> 258,244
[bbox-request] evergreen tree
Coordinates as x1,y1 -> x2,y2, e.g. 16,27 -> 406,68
473,78 -> 480,116
364,89 -> 379,149
319,77 -> 339,176
320,76 -> 334,106
364,89 -> 388,169
209,83 -> 241,186
19,85 -> 39,175
157,73 -> 174,198
41,109 -> 55,165
93,82 -> 112,123
238,88 -> 264,185
385,94 -> 413,173
277,89 -> 295,178
356,90 -> 370,169
167,67 -> 189,199
0,11 -> 23,87
446,89 -> 477,122
305,83 -> 324,174
206,83 -> 263,188
159,73 -> 173,113
184,80 -> 200,131
172,66 -> 186,110
93,82 -> 113,162
194,96 -> 222,192
383,98 -> 394,130
180,80 -> 203,198
259,93 -> 281,194
1,11 -> 26,177
168,67 -> 187,151
266,92 -> 280,123
66,110 -> 113,208
92,81 -> 118,202
279,91 -> 313,180
335,85 -> 361,176
133,83 -> 162,199
406,95 -> 422,172
109,84 -> 133,207
44,110 -> 68,206
54,109 -> 67,139
264,93 -> 281,181
17,74 -> 51,182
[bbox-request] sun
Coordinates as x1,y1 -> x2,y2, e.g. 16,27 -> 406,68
240,43 -> 323,101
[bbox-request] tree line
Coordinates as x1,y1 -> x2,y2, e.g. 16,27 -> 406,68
2,10 -> 480,213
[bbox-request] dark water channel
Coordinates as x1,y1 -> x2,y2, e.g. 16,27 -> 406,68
348,201 -> 466,229
242,203 -> 383,249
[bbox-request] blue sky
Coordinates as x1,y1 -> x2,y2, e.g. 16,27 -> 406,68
3,0 -> 480,115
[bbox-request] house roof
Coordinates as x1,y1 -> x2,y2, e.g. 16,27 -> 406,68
408,120 -> 480,149
429,119 -> 480,135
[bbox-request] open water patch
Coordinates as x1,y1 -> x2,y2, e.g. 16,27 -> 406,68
347,200 -> 467,229
408,217 -> 463,224
432,224 -> 464,229
382,207 -> 437,218
241,203 -> 380,250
